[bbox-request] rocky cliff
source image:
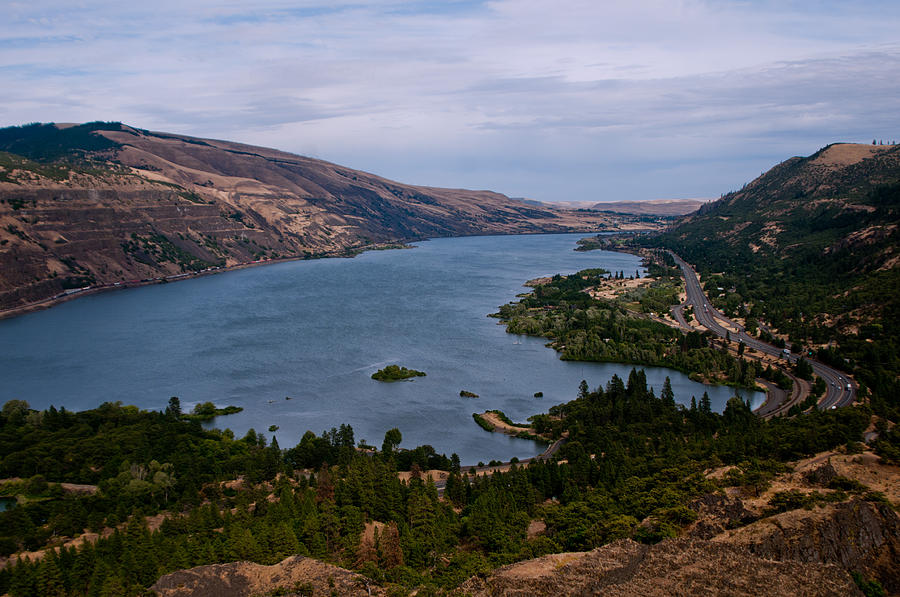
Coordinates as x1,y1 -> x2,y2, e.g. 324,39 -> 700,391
715,499 -> 900,594
459,538 -> 862,597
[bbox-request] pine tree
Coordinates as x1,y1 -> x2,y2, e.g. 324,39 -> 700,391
37,552 -> 67,597
661,377 -> 675,407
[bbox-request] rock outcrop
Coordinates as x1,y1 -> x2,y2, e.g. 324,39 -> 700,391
687,492 -> 757,540
459,538 -> 862,597
151,555 -> 384,597
715,498 -> 900,594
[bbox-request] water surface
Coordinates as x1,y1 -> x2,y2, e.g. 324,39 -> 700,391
0,234 -> 763,464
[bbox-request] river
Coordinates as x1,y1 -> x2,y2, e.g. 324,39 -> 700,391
0,233 -> 763,464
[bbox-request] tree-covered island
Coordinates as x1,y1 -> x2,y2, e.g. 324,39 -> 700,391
371,365 -> 427,381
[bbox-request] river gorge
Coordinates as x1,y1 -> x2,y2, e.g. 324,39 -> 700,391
0,233 -> 763,464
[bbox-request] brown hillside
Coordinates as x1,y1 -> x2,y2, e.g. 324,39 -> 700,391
459,538 -> 861,596
0,123 -> 646,315
592,198 -> 706,216
151,555 -> 383,597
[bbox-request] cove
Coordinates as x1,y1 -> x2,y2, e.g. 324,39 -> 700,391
0,233 -> 764,464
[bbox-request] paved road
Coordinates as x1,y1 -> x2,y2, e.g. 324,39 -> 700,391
667,251 -> 855,411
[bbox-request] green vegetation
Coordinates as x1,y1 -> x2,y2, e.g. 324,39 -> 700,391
0,122 -> 122,162
0,374 -> 876,596
640,148 -> 900,418
182,401 -> 243,422
121,232 -> 222,272
493,267 -> 761,389
0,152 -> 81,183
371,365 -> 426,381
485,410 -> 530,428
472,413 -> 494,432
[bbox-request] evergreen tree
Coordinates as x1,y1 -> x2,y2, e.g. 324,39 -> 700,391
661,376 -> 675,407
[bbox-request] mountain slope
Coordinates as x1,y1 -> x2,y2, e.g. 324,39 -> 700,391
0,122 -> 627,313
592,198 -> 706,216
647,142 -> 900,413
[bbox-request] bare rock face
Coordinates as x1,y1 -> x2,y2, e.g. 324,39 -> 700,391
151,555 -> 383,597
459,538 -> 862,597
687,492 -> 757,540
716,498 -> 900,594
803,461 -> 838,486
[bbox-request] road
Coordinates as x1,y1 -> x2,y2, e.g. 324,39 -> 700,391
667,251 -> 855,412
431,435 -> 567,496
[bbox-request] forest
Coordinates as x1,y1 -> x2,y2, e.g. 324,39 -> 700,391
492,267 -> 762,389
1,372 -> 893,596
643,177 -> 900,419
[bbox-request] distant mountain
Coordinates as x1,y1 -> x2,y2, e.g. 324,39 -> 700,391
649,142 -> 900,412
0,122 -> 634,313
592,198 -> 706,216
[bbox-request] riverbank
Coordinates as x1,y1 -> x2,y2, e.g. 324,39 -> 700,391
568,241 -> 811,416
0,241 -> 412,321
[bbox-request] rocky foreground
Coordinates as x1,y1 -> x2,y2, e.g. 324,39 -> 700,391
151,463 -> 900,596
151,556 -> 383,597
460,538 -> 862,597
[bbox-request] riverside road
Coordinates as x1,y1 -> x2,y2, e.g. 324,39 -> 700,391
668,251 -> 855,413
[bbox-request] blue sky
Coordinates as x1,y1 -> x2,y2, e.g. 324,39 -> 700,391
2,0 -> 898,202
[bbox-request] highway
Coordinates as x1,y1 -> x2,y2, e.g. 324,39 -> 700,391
667,251 -> 855,412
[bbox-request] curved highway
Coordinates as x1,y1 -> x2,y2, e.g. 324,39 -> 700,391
667,251 -> 855,411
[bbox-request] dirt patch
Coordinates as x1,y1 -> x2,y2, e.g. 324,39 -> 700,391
586,276 -> 652,301
152,555 -> 383,597
479,411 -> 534,435
527,519 -> 547,539
397,469 -> 449,483
722,448 -> 900,515
810,143 -> 895,169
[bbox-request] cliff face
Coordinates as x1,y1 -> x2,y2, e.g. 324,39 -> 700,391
715,499 -> 900,594
0,122 -> 630,313
459,538 -> 862,597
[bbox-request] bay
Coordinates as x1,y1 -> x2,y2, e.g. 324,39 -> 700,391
0,233 -> 763,464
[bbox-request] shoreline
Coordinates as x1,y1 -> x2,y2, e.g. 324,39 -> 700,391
508,240 -> 793,414
0,240 -> 411,321
0,228 -> 629,322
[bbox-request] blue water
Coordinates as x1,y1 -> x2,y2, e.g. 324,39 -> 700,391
0,234 -> 763,464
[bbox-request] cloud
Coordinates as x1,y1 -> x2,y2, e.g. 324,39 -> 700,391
1,0 -> 898,200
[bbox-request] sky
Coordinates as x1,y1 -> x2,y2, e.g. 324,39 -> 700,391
2,1 -> 899,202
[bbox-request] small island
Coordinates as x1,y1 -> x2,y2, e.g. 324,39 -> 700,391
459,390 -> 479,398
183,401 -> 243,421
371,364 -> 426,381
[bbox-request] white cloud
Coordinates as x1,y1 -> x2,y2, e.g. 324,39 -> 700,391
1,0 -> 898,200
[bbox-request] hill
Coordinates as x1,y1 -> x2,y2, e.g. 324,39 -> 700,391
0,122 -> 634,314
647,142 -> 900,415
592,198 -> 706,216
